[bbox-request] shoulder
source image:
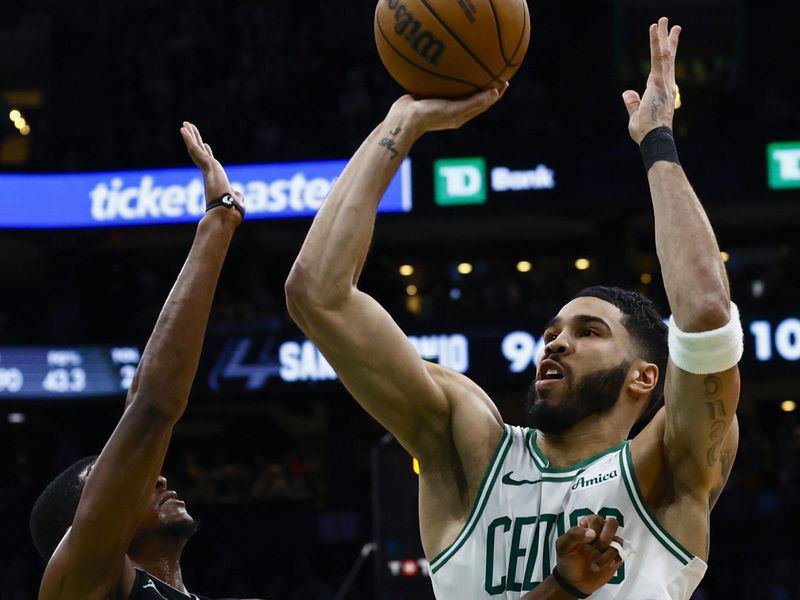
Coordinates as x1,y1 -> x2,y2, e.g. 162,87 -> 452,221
421,362 -> 505,473
425,362 -> 503,425
39,535 -> 136,600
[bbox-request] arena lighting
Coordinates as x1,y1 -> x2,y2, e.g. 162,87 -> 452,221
575,258 -> 591,271
412,458 -> 420,475
516,261 -> 533,273
20,125 -> 30,136
675,85 -> 682,110
399,264 -> 414,276
457,262 -> 473,275
9,109 -> 21,122
406,284 -> 418,296
721,251 -> 730,263
781,400 -> 797,413
14,117 -> 26,130
7,412 -> 26,424
640,273 -> 653,284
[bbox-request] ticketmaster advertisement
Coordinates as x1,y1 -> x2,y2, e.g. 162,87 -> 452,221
0,159 -> 413,228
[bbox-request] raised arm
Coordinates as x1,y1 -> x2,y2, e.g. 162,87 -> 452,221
285,91 -> 503,460
622,18 -> 741,526
40,123 -> 243,600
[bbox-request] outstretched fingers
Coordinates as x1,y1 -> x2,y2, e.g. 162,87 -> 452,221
649,23 -> 663,82
452,86 -> 504,127
667,24 -> 682,86
655,17 -> 681,86
622,90 -> 641,118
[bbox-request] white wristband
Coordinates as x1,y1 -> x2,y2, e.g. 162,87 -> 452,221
668,302 -> 744,374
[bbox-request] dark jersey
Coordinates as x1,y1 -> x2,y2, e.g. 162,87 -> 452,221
130,569 -> 237,600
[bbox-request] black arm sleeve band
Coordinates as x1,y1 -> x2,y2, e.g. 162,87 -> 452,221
640,126 -> 680,172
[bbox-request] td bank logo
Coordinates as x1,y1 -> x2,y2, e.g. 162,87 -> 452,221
434,158 -> 487,206
768,142 -> 800,190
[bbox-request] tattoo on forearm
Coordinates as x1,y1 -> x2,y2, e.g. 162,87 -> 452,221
650,99 -> 660,122
704,375 -> 727,467
379,137 -> 399,158
379,127 -> 403,159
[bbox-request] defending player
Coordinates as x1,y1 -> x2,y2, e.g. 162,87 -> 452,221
286,17 -> 741,599
31,123 -> 252,600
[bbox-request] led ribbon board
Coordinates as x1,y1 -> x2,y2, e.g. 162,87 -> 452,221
0,159 -> 412,228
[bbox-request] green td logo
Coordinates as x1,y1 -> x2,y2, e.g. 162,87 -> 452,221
768,142 -> 800,190
434,158 -> 487,206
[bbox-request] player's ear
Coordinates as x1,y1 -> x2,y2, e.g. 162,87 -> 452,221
627,361 -> 658,396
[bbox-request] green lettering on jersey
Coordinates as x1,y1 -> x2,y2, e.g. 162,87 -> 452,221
521,516 -> 543,591
539,514 -> 558,579
599,507 -> 626,584
484,507 -> 628,594
507,516 -> 537,592
485,516 -> 512,594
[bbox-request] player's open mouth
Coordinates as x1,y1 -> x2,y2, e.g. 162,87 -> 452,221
537,359 -> 564,381
158,491 -> 181,506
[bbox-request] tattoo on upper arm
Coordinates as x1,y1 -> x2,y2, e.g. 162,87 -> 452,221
704,376 -> 727,467
710,447 -> 735,508
379,127 -> 403,159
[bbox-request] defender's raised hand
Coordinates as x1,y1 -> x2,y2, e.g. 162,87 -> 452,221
180,121 -> 244,221
622,17 -> 682,145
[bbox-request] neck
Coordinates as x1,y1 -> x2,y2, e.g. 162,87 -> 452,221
130,537 -> 188,593
535,413 -> 627,469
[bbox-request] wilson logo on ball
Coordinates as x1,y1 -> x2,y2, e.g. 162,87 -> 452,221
386,0 -> 445,66
375,0 -> 531,98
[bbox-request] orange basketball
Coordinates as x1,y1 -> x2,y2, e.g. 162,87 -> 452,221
374,0 -> 531,98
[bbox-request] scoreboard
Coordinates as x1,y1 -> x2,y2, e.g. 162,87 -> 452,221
0,346 -> 140,398
1,314 -> 798,400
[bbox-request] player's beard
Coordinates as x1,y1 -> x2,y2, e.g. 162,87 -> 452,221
161,516 -> 199,541
526,360 -> 630,435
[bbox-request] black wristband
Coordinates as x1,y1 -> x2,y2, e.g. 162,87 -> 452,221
640,126 -> 680,172
552,567 -> 590,599
206,193 -> 245,219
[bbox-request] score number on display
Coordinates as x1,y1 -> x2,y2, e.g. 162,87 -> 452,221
0,346 -> 140,398
501,316 -> 800,376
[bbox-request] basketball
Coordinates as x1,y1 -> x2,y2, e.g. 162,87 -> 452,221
374,0 -> 531,98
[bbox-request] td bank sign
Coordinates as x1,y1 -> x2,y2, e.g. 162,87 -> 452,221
768,142 -> 800,190
434,158 -> 556,206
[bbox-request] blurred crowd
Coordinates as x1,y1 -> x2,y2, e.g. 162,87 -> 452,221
7,1 -> 798,174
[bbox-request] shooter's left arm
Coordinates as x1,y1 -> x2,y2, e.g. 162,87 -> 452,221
624,18 -> 741,503
651,159 -> 740,496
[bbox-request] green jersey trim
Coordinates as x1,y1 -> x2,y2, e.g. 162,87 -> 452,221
527,430 -> 627,474
429,425 -> 513,574
619,442 -> 694,565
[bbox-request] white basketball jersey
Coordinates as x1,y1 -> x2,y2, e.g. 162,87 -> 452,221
429,425 -> 707,600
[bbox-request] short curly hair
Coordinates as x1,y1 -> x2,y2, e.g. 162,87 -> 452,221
30,455 -> 97,560
572,286 -> 668,434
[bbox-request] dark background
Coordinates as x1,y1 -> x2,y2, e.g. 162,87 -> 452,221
2,1 -> 799,598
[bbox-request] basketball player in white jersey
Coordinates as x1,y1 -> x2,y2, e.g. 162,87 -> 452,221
286,17 -> 742,599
